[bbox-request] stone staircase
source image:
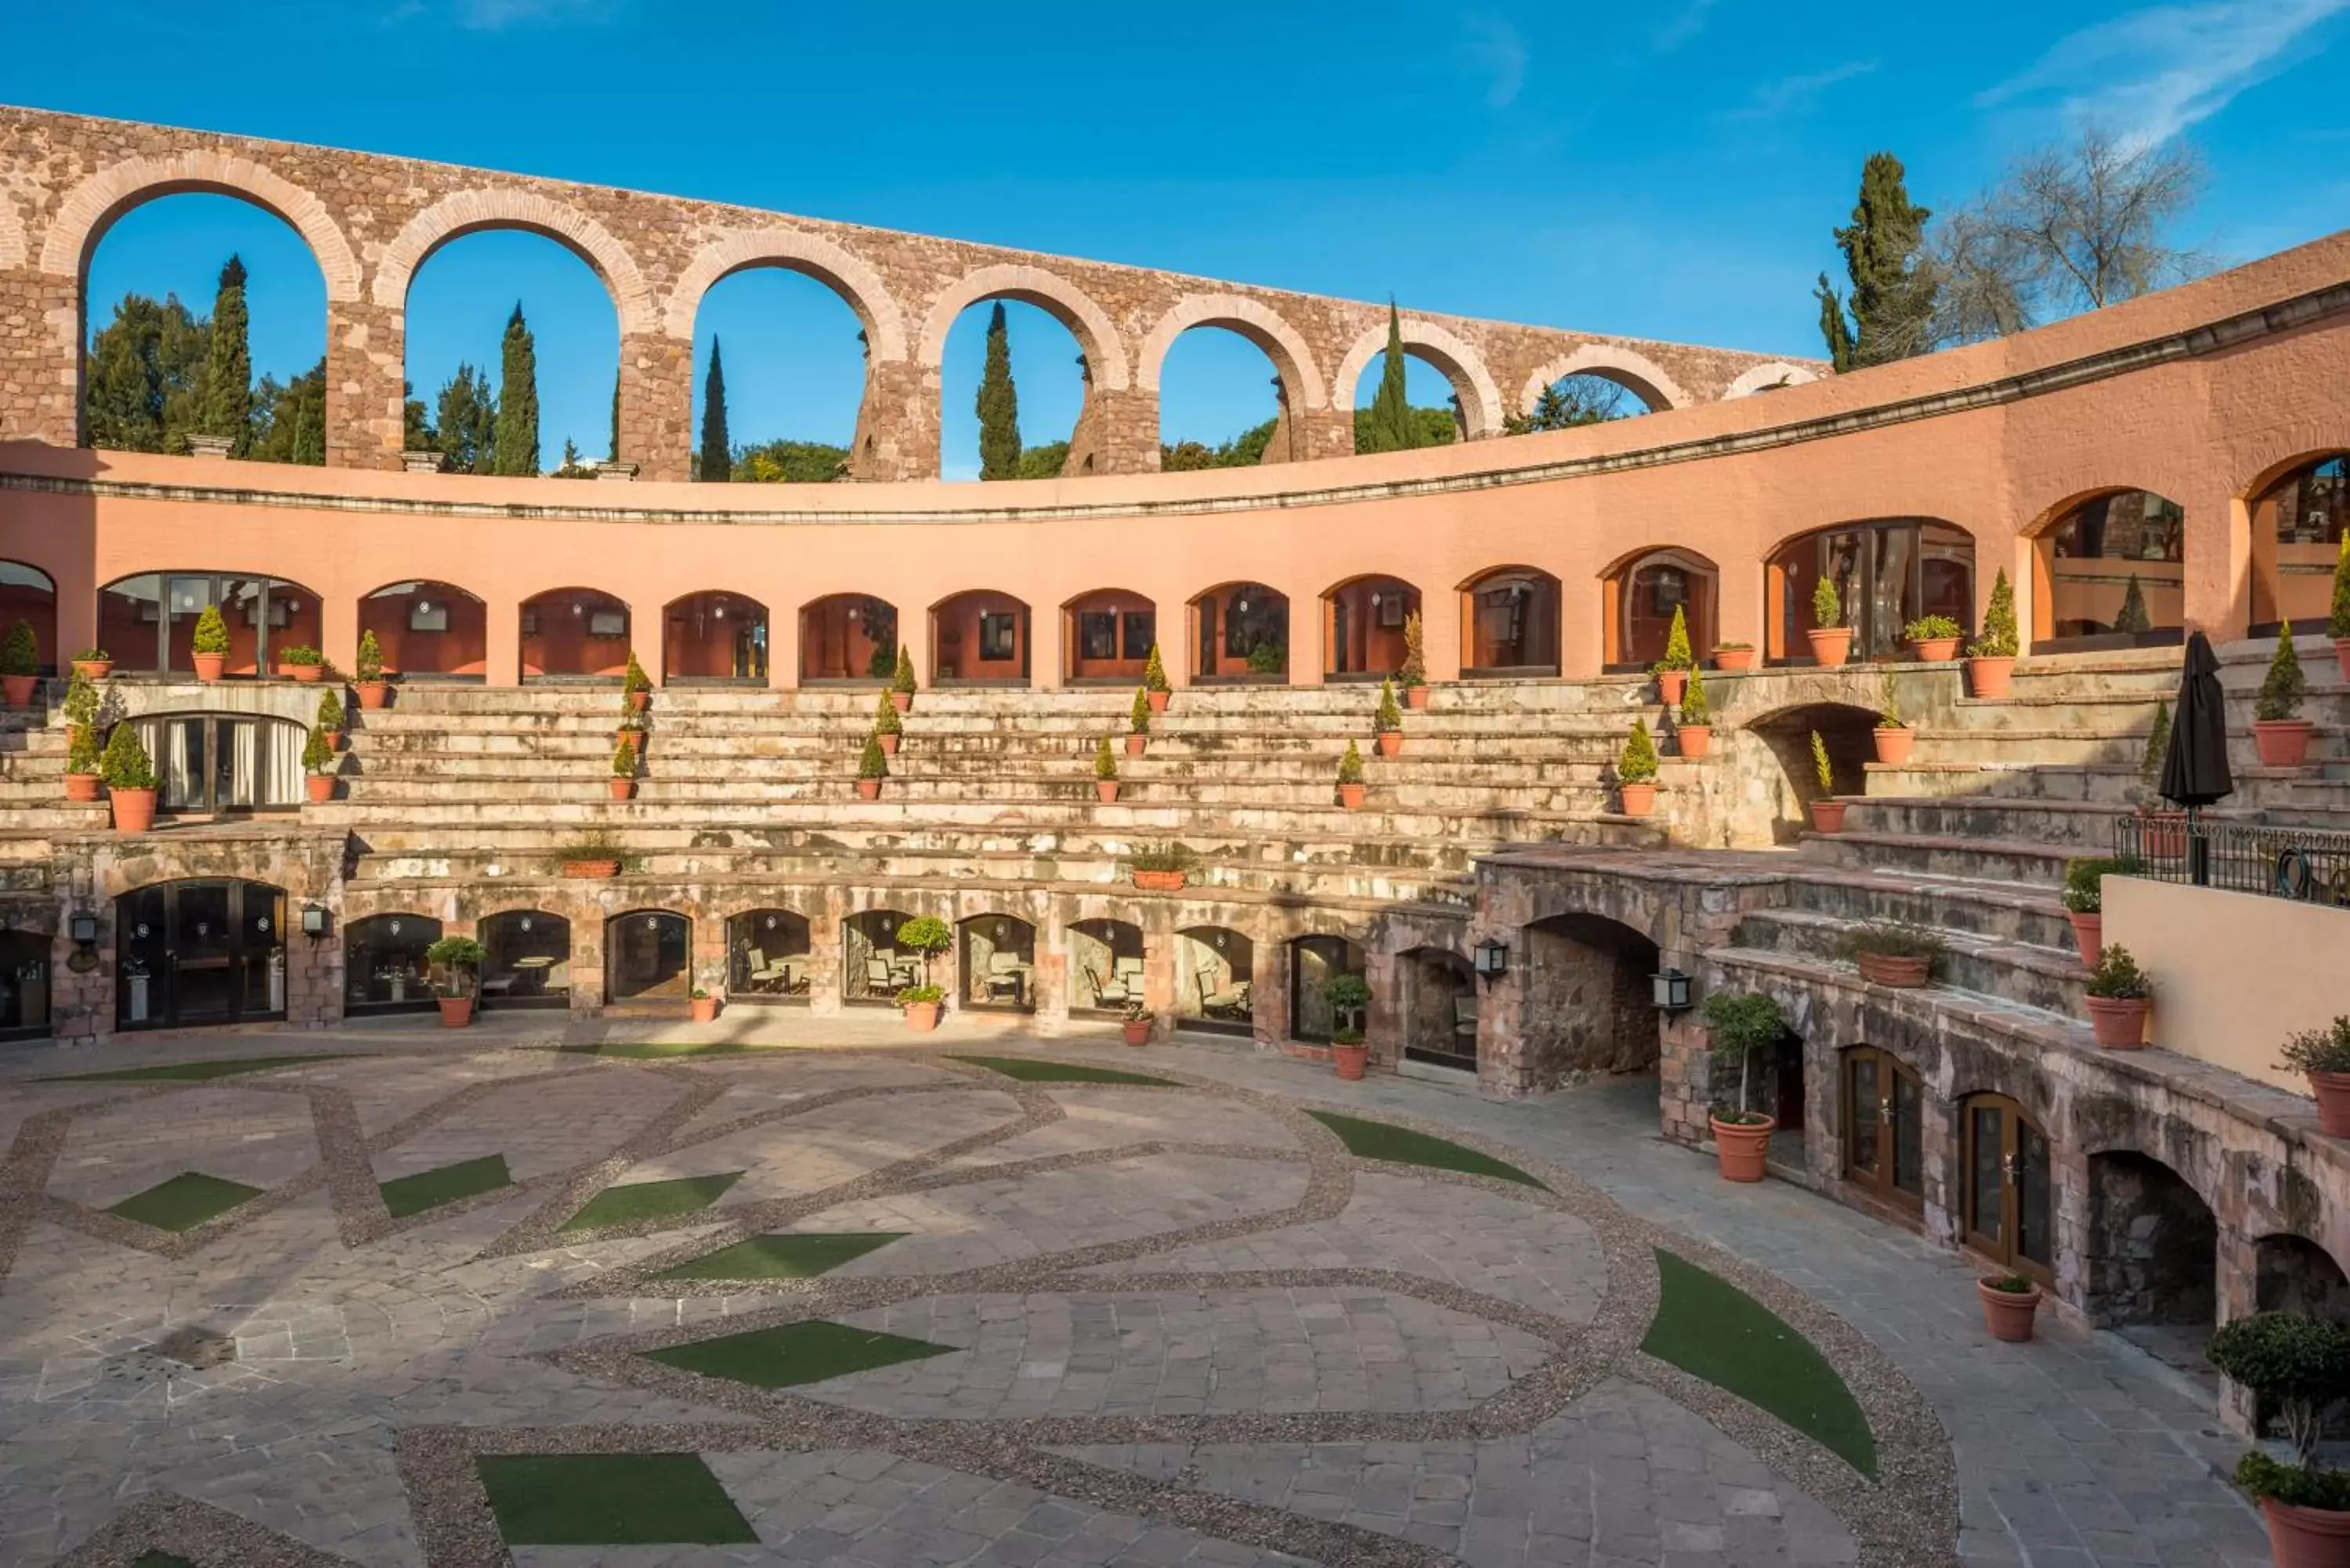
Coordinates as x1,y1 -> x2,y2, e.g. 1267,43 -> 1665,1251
0,703 -> 105,865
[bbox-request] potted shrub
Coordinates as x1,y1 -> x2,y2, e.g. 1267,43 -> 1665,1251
314,687 -> 345,751
1806,576 -> 1853,667
2204,1311 -> 2350,1567
1126,687 -> 1150,756
426,934 -> 485,1028
857,731 -> 888,800
615,711 -> 646,761
2135,701 -> 2185,854
1245,641 -> 1284,677
1325,971 -> 1372,1079
1808,731 -> 1846,833
690,987 -> 719,1024
873,688 -> 903,755
1977,1272 -> 2044,1342
2059,855 -> 2138,968
891,645 -> 916,712
0,620 -> 37,706
1094,735 -> 1120,803
190,603 -> 230,681
1712,641 -> 1756,672
2332,532 -> 2350,681
1904,613 -> 1964,663
302,725 -> 338,804
1398,612 -> 1430,708
552,828 -> 623,879
1144,644 -> 1172,713
1967,570 -> 2019,698
2083,944 -> 2153,1048
71,646 -> 110,681
1127,840 -> 1198,892
623,652 -> 653,713
1872,674 -> 1914,765
1654,605 -> 1694,706
2277,1017 -> 2350,1136
354,629 -> 390,710
1676,667 -> 1712,758
895,915 -> 952,1031
1373,677 -> 1403,757
610,737 -> 637,800
99,721 -> 158,833
60,669 -> 101,802
1701,991 -> 1784,1183
2254,620 -> 2314,768
1121,999 -> 1152,1046
1835,919 -> 1943,988
1617,717 -> 1660,817
1337,739 -> 1366,811
276,643 -> 325,683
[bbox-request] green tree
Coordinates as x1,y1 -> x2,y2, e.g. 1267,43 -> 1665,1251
1814,152 -> 1938,370
1505,376 -> 1630,433
734,439 -> 848,482
493,303 -> 539,475
84,293 -> 209,453
200,254 -> 253,452
1359,303 -> 1420,453
433,364 -> 497,475
697,337 -> 730,482
402,379 -> 435,453
608,374 -> 620,462
250,358 -> 326,466
1352,404 -> 1457,452
1162,417 -> 1281,469
552,437 -> 595,478
1016,440 -> 1068,479
976,302 -> 1021,480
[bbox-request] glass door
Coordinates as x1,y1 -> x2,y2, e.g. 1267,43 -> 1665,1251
1842,1047 -> 1923,1214
237,885 -> 286,1018
1964,1095 -> 2054,1281
170,881 -> 236,1024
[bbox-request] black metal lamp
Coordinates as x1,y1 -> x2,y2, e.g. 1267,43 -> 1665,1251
301,905 -> 331,940
1651,967 -> 1694,1013
68,910 -> 99,946
1472,937 -> 1509,981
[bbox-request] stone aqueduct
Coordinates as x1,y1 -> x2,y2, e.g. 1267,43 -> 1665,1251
0,105 -> 1817,482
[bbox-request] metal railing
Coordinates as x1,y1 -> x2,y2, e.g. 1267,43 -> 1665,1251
2113,814 -> 2350,908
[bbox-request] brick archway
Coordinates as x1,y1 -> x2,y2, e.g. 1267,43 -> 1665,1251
370,187 -> 656,337
1518,344 -> 1689,415
916,263 -> 1132,392
662,229 -> 910,363
36,150 -> 361,301
1332,317 -> 1505,439
1136,293 -> 1326,410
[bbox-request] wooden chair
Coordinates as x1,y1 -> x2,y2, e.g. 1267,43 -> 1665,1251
1087,964 -> 1127,1007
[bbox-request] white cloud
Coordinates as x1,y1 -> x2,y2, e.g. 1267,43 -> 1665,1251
1655,0 -> 1719,52
1722,60 -> 1877,121
1460,14 -> 1529,110
1979,0 -> 2350,146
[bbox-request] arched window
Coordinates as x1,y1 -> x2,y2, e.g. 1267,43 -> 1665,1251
345,913 -> 442,1014
1605,550 -> 1717,670
1061,589 -> 1157,683
1841,1046 -> 1924,1215
128,713 -> 305,815
360,582 -> 488,677
606,910 -> 691,1003
479,910 -> 571,1009
1071,918 -> 1144,1013
1768,520 -> 1973,663
1189,583 -> 1289,681
1459,568 -> 1560,676
1398,947 -> 1474,1072
1962,1093 -> 2053,1282
931,591 -> 1031,685
800,595 -> 898,683
99,573 -> 324,676
0,562 -> 59,676
520,588 -> 631,679
116,880 -> 287,1030
728,909 -> 811,1001
1289,934 -> 1365,1045
844,908 -> 916,1004
1175,926 -> 1253,1035
664,591 -> 768,682
1323,575 -> 1420,678
2031,491 -> 2183,649
2251,455 -> 2348,634
959,915 -> 1036,1013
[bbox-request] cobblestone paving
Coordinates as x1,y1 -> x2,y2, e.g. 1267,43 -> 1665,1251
0,1031 -> 1961,1568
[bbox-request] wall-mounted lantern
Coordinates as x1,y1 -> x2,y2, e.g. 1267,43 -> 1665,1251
1472,938 -> 1509,981
301,905 -> 332,940
1651,967 -> 1694,1013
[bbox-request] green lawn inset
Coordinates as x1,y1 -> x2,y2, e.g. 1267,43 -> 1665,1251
947,1053 -> 1173,1086
1306,1111 -> 1548,1189
656,1231 -> 907,1281
643,1318 -> 956,1388
592,1041 -> 779,1059
45,1053 -> 347,1083
559,1171 -> 743,1232
379,1154 -> 514,1219
107,1172 -> 265,1232
474,1453 -> 755,1546
1643,1248 -> 1876,1476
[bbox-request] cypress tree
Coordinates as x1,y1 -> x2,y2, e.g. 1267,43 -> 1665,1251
1363,303 -> 1418,453
201,255 -> 253,453
1814,153 -> 1937,370
609,374 -> 620,462
698,337 -> 731,482
976,302 -> 1021,480
493,303 -> 540,475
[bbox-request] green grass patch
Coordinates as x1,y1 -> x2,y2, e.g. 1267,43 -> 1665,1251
1642,1248 -> 1876,1476
589,1040 -> 779,1059
947,1053 -> 1173,1086
44,1053 -> 346,1083
559,1171 -> 743,1232
1306,1111 -> 1547,1189
656,1231 -> 907,1281
642,1318 -> 956,1388
379,1154 -> 514,1219
474,1452 -> 755,1546
107,1172 -> 264,1232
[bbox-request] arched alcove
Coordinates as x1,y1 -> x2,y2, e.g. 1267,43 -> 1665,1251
1189,582 -> 1289,682
359,580 -> 487,677
1767,518 -> 1974,663
1070,918 -> 1144,1014
1602,548 -> 1718,670
345,913 -> 442,1014
958,914 -> 1037,1013
520,588 -> 631,679
930,591 -> 1031,685
799,594 -> 898,683
1175,926 -> 1253,1035
1322,574 -> 1420,679
99,571 -> 322,677
663,591 -> 768,682
478,910 -> 572,1009
1061,587 -> 1157,683
1458,567 -> 1561,676
2029,490 -> 2183,650
728,908 -> 812,1003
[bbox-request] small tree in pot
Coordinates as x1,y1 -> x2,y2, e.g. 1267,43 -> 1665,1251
1126,687 -> 1151,756
2254,620 -> 2313,768
895,915 -> 953,1031
1616,718 -> 1660,817
1807,575 -> 1852,667
2205,1312 -> 2350,1564
1398,612 -> 1430,707
891,645 -> 917,711
1324,971 -> 1372,1079
190,604 -> 231,681
1872,672 -> 1914,765
1336,739 -> 1366,811
2082,944 -> 2153,1048
0,620 -> 39,706
1373,678 -> 1403,757
2059,854 -> 2141,969
1094,735 -> 1120,803
2277,1017 -> 2350,1137
1701,991 -> 1784,1182
301,725 -> 338,804
354,629 -> 390,709
1676,666 -> 1712,758
1808,731 -> 1845,833
1968,569 -> 2019,697
1144,643 -> 1172,713
873,688 -> 902,755
857,732 -> 889,800
60,669 -> 101,802
1654,605 -> 1694,705
611,737 -> 638,800
2135,701 -> 2183,854
314,687 -> 345,750
100,721 -> 159,833
425,934 -> 486,1028
623,652 -> 653,712
1903,613 -> 1963,663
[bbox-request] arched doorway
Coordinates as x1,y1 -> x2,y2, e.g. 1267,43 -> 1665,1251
663,591 -> 768,682
2251,456 -> 2346,634
1769,519 -> 1974,663
728,909 -> 812,1003
2085,1151 -> 2218,1370
1603,548 -> 1718,670
0,563 -> 58,676
1175,925 -> 1253,1035
1323,575 -> 1420,679
606,910 -> 691,1002
1289,934 -> 1366,1045
1070,918 -> 1144,1013
1398,947 -> 1474,1072
799,594 -> 898,683
344,913 -> 441,1015
116,880 -> 287,1030
2256,1234 -> 2350,1317
2031,491 -> 2183,649
478,910 -> 571,1009
958,914 -> 1037,1013
1061,588 -> 1156,684
358,582 -> 487,677
98,573 -> 324,676
1840,1046 -> 1925,1216
1189,583 -> 1288,681
844,908 -> 916,1005
521,588 -> 631,679
0,928 -> 52,1042
1961,1093 -> 2053,1284
125,712 -> 306,815
1517,913 -> 1658,1084
931,591 -> 1031,685
1745,701 -> 1882,844
1459,567 -> 1561,676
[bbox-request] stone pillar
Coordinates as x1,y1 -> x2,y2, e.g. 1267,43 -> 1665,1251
863,359 -> 935,482
620,332 -> 692,482
1140,903 -> 1177,1042
327,299 -> 407,471
487,597 -> 522,688
1034,912 -> 1071,1030
1068,386 -> 1159,476
1716,557 -> 1766,655
1424,586 -> 1463,684
1287,578 -> 1323,686
808,891 -> 844,1017
0,269 -> 81,448
1289,406 -> 1355,462
321,594 -> 360,681
1030,602 -> 1061,690
1250,918 -> 1286,1048
2184,485 -> 2251,642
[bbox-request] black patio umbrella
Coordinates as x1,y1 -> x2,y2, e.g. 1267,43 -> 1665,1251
2157,630 -> 2233,883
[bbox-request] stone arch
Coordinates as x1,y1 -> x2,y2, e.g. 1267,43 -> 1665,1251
661,229 -> 909,362
917,263 -> 1130,392
1333,316 -> 1506,439
1136,294 -> 1326,410
37,151 -> 360,300
1724,360 -> 1823,399
1517,344 -> 1689,415
370,188 -> 656,337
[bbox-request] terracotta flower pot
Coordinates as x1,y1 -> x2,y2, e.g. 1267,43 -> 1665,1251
0,674 -> 34,706
2254,719 -> 2315,768
1677,724 -> 1712,759
324,730 -> 343,751
1405,684 -> 1430,709
1147,688 -> 1170,714
1096,780 -> 1119,803
1656,669 -> 1688,706
279,663 -> 324,683
890,691 -> 913,714
857,777 -> 883,800
2261,1497 -> 2350,1568
904,999 -> 940,1032
1966,656 -> 2015,699
1133,869 -> 1187,892
2307,1071 -> 2350,1137
1122,1017 -> 1152,1046
1911,637 -> 1961,663
2337,638 -> 2350,684
356,680 -> 389,710
64,772 -> 100,803
2068,912 -> 2103,969
110,786 -> 157,833
71,659 -> 110,681
690,996 -> 718,1024
1856,952 -> 1930,988
1810,799 -> 1847,833
1338,782 -> 1366,811
2084,995 -> 2150,1048
609,777 -> 635,800
1872,725 -> 1915,765
1806,627 -> 1853,667
877,731 -> 900,756
305,774 -> 334,804
1375,730 -> 1401,758
1712,647 -> 1756,671
1125,733 -> 1146,757
191,652 -> 226,682
561,858 -> 620,879
1618,781 -> 1658,818
1331,1042 -> 1369,1081
1711,1115 -> 1773,1183
627,689 -> 650,714
437,995 -> 474,1029
2136,808 -> 2186,858
1977,1279 -> 2042,1342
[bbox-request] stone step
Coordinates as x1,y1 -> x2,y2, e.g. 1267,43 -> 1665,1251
1798,828 -> 2080,887
1730,906 -> 2087,1015
342,737 -> 1636,770
1776,867 -> 2074,952
332,773 -> 1640,811
341,751 -> 1645,788
1705,945 -> 2094,1052
373,680 -> 1658,717
1862,761 -> 2146,804
1839,794 -> 2133,849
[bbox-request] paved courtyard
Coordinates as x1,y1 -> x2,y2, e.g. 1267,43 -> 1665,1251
0,1019 -> 2272,1568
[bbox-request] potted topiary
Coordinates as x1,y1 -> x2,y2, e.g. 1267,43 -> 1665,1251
1676,666 -> 1712,758
1808,731 -> 1846,833
1245,641 -> 1285,677
99,721 -> 158,833
301,726 -> 338,804
1654,605 -> 1694,706
354,629 -> 390,710
1968,570 -> 2019,698
1127,840 -> 1198,892
1121,998 -> 1152,1046
2083,944 -> 2153,1047
190,603 -> 230,681
624,652 -> 653,713
60,669 -> 101,802
1126,686 -> 1151,756
1835,919 -> 1943,988
1398,612 -> 1430,708
2204,1312 -> 2350,1566
873,688 -> 903,755
891,645 -> 916,712
1977,1272 -> 2043,1342
895,914 -> 953,1031
1094,735 -> 1120,803
2331,532 -> 2350,681
1373,677 -> 1403,757
1617,717 -> 1660,817
276,644 -> 325,683
857,731 -> 888,800
1336,739 -> 1366,811
2277,1016 -> 2350,1136
0,620 -> 38,706
1701,991 -> 1784,1183
2254,620 -> 2313,767
1144,643 -> 1173,714
2135,701 -> 2185,855
426,934 -> 485,1028
314,687 -> 345,751
1904,613 -> 1964,663
1713,641 -> 1756,672
690,987 -> 719,1024
1872,674 -> 1914,765
610,737 -> 637,800
1325,971 -> 1372,1078
1807,576 -> 1852,667
616,710 -> 646,762
2059,855 -> 2138,968
71,646 -> 110,681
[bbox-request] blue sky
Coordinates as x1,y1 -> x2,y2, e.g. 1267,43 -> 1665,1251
15,0 -> 2350,477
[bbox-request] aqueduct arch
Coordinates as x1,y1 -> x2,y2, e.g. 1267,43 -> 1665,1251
1518,344 -> 1690,417
1333,317 -> 1508,442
